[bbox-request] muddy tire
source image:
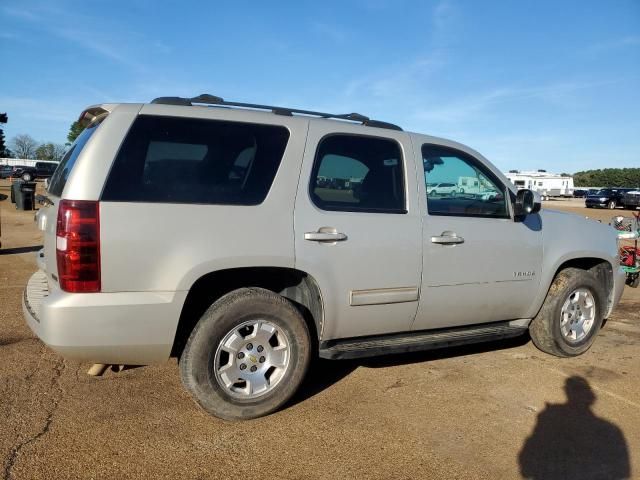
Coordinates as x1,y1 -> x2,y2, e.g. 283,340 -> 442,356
179,287 -> 311,420
529,268 -> 606,357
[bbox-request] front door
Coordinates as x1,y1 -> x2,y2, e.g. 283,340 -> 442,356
412,142 -> 543,330
294,123 -> 422,341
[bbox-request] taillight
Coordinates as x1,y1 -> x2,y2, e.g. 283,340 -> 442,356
56,200 -> 100,293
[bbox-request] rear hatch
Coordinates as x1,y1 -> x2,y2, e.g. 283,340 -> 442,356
37,110 -> 108,287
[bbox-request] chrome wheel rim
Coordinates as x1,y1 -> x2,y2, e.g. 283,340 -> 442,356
560,288 -> 596,343
214,320 -> 290,399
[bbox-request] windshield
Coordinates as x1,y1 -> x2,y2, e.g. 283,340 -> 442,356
594,189 -> 612,195
48,118 -> 103,197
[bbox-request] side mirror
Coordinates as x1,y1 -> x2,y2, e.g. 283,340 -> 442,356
514,189 -> 541,219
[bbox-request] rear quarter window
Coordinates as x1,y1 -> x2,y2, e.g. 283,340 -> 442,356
48,121 -> 102,197
101,115 -> 290,205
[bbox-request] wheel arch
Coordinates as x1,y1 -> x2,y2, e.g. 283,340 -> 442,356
171,267 -> 324,358
533,257 -> 614,319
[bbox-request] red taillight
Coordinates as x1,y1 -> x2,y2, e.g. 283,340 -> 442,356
56,200 -> 100,293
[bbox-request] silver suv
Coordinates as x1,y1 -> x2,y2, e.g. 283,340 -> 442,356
23,94 -> 625,420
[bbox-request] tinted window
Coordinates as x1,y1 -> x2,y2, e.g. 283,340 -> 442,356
310,134 -> 405,213
48,120 -> 102,197
102,116 -> 289,205
422,145 -> 508,218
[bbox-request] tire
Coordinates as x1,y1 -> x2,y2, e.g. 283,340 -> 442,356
22,173 -> 32,182
607,200 -> 616,209
179,287 -> 311,420
529,268 -> 606,357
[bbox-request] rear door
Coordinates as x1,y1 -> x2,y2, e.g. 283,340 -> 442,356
294,122 -> 422,340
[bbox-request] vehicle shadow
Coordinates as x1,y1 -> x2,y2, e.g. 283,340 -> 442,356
0,193 -> 7,200
519,376 -> 630,480
289,335 -> 530,408
0,245 -> 43,255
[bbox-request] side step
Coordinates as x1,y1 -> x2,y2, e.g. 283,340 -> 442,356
319,321 -> 528,360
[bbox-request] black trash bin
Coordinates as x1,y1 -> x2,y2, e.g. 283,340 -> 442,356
15,181 -> 36,210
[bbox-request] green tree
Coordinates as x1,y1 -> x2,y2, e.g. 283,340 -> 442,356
0,127 -> 10,158
67,121 -> 85,145
35,142 -> 66,162
0,112 -> 9,158
573,168 -> 640,188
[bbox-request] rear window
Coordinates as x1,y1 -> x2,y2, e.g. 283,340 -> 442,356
101,115 -> 290,205
48,121 -> 102,197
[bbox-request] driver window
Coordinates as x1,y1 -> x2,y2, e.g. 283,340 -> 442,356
422,144 -> 508,218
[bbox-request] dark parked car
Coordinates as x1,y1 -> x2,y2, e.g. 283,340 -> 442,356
585,188 -> 631,209
573,189 -> 588,198
623,189 -> 640,210
10,162 -> 58,181
35,161 -> 58,179
0,165 -> 13,179
10,165 -> 31,180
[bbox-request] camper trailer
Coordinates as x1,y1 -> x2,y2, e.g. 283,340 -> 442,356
504,170 -> 574,200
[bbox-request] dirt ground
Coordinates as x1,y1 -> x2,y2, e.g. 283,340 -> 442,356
1,180 -> 638,480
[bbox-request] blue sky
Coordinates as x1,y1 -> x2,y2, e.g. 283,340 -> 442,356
1,0 -> 638,173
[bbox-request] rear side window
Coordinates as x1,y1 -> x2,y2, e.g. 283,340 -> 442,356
102,116 -> 289,205
310,134 -> 405,213
48,121 -> 102,197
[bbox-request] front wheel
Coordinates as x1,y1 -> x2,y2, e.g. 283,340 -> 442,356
180,287 -> 311,420
607,200 -> 616,209
529,268 -> 605,357
22,172 -> 32,182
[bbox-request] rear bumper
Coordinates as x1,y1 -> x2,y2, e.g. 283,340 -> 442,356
608,266 -> 626,318
23,270 -> 187,365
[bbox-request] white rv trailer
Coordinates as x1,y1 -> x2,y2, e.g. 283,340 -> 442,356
504,170 -> 574,199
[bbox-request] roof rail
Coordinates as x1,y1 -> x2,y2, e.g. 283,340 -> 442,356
150,94 -> 403,131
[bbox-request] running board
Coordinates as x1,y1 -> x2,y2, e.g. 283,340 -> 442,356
319,322 -> 528,360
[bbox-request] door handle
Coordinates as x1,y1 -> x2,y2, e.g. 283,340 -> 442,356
431,231 -> 464,245
305,227 -> 348,242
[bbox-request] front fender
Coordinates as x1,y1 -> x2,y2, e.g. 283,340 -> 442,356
526,209 -> 619,318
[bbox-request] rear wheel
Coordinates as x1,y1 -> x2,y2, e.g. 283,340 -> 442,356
180,287 -> 311,420
529,268 -> 605,357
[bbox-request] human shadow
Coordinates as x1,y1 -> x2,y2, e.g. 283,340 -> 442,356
519,376 -> 630,480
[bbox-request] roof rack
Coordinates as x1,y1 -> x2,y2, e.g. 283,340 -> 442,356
150,94 -> 402,131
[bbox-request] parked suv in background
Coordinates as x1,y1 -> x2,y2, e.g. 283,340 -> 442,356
623,189 -> 640,210
11,162 -> 58,181
585,188 -> 630,209
23,95 -> 625,420
573,189 -> 588,198
428,182 -> 458,195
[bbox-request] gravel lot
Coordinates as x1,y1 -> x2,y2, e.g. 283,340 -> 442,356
1,180 -> 638,479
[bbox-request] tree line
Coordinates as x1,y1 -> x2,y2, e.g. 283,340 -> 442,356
0,113 -> 85,162
573,168 -> 640,188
